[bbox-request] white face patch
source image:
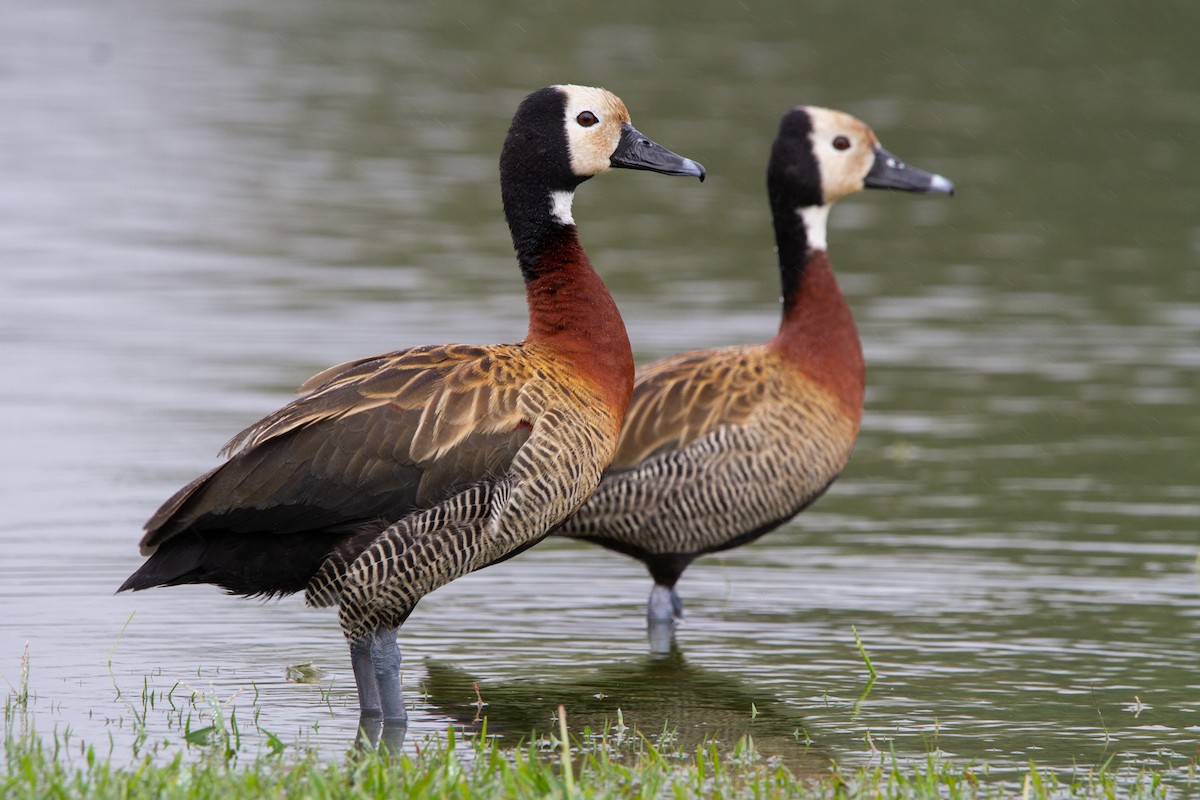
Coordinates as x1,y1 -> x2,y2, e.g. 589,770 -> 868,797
798,205 -> 830,252
556,84 -> 631,178
550,189 -> 575,225
805,106 -> 878,204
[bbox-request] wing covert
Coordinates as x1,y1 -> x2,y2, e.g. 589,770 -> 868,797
140,343 -> 533,554
611,345 -> 773,468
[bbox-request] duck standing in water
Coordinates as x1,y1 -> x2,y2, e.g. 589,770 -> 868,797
558,106 -> 952,647
119,85 -> 705,723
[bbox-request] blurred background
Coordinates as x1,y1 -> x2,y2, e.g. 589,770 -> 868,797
1,0 -> 1197,780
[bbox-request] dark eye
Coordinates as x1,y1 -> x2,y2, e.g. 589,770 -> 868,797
832,135 -> 851,151
576,111 -> 599,127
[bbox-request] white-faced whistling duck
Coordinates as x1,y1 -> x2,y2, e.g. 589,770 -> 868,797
119,85 -> 705,725
557,106 -> 953,647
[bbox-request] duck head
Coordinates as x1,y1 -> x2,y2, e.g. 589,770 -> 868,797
769,106 -> 954,251
501,85 -> 705,228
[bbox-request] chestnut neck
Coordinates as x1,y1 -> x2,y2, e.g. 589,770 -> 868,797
521,225 -> 634,416
767,206 -> 864,421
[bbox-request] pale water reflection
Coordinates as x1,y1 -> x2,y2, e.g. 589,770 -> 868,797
1,0 -> 1198,787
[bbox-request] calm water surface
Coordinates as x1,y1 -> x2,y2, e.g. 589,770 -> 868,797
2,0 -> 1198,787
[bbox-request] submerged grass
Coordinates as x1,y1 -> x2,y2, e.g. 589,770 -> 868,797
1,651 -> 1189,799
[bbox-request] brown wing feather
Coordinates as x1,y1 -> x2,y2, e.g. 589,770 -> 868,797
140,343 -> 532,555
611,345 -> 771,468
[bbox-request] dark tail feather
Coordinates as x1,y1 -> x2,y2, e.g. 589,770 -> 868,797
116,531 -> 362,597
118,538 -> 209,592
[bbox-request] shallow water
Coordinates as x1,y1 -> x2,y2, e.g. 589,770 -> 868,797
2,0 -> 1198,785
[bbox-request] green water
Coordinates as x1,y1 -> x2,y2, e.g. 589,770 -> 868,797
1,0 -> 1197,784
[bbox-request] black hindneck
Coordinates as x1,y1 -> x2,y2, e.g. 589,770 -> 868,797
501,180 -> 583,282
771,205 -> 815,317
499,87 -> 588,282
767,108 -> 824,316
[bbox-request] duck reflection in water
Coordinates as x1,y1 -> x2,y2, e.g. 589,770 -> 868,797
401,647 -> 830,775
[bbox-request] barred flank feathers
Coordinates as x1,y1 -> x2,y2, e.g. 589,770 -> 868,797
312,395 -> 619,641
559,347 -> 857,560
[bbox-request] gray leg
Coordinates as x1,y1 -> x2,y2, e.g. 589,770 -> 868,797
647,584 -> 683,654
350,638 -> 382,716
371,628 -> 406,723
647,584 -> 683,623
647,617 -> 677,654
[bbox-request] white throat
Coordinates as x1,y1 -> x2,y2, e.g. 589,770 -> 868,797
550,190 -> 575,226
798,205 -> 830,252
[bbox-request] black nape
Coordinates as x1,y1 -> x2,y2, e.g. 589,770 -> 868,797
500,87 -> 587,278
